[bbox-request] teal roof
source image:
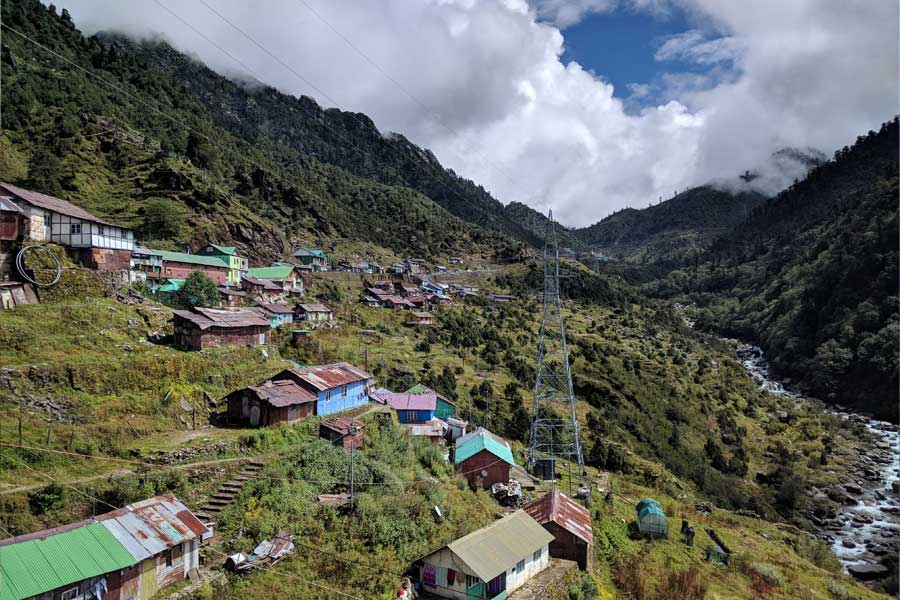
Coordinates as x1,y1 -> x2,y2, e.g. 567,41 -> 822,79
636,498 -> 662,512
153,249 -> 230,268
247,265 -> 294,279
201,244 -> 236,256
305,248 -> 325,257
0,523 -> 136,600
155,278 -> 185,293
455,431 -> 515,466
405,383 -> 431,394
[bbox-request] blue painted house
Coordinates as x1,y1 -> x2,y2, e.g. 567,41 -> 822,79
370,389 -> 437,423
255,302 -> 294,328
274,362 -> 374,416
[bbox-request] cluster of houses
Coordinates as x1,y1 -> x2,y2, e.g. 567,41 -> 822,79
0,493 -> 211,600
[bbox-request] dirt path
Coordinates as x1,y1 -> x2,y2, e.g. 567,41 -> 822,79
0,455 -> 260,496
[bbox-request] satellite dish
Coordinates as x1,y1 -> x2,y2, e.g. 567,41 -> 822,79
349,426 -> 359,435
481,469 -> 488,477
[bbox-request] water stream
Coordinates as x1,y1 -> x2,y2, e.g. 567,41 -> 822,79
737,344 -> 900,581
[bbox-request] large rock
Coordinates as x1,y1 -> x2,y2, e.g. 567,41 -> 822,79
848,562 -> 889,582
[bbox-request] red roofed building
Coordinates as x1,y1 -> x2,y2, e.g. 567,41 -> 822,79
319,416 -> 365,451
524,488 -> 594,571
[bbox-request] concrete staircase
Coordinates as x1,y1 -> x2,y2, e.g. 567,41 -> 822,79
194,459 -> 265,524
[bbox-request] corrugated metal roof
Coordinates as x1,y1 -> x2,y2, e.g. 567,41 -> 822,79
173,307 -> 270,330
408,419 -> 447,437
524,489 -> 593,545
444,510 -> 553,582
455,428 -> 515,466
405,384 -> 455,407
97,493 -> 209,562
200,244 -> 236,256
374,390 -> 437,411
242,276 -> 283,291
283,362 -> 371,391
0,196 -> 23,213
0,522 -> 136,600
320,416 -> 364,435
297,303 -> 332,313
154,249 -> 230,268
247,265 -> 294,280
248,380 -> 316,407
257,302 -> 294,315
0,182 -> 122,227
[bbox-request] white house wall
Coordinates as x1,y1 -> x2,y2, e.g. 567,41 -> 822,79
46,213 -> 134,250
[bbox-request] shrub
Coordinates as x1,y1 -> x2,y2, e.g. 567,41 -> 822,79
28,483 -> 65,515
652,565 -> 708,600
794,534 -> 842,573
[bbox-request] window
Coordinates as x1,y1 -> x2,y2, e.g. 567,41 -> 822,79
341,384 -> 348,397
325,390 -> 331,402
516,559 -> 525,574
61,588 -> 79,600
70,223 -> 81,234
164,548 -> 173,567
533,548 -> 542,562
466,575 -> 480,589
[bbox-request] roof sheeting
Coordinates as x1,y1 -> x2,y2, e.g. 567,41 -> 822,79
454,428 -> 515,466
297,303 -> 332,313
242,276 -> 283,291
444,510 -> 553,582
173,307 -> 270,330
153,249 -> 230,268
293,248 -> 326,258
320,416 -> 364,435
282,362 -> 372,391
524,489 -> 593,545
256,302 -> 294,315
0,182 -> 121,227
97,493 -> 209,561
247,380 -> 316,407
247,265 -> 295,280
201,244 -> 236,255
374,391 -> 437,411
0,523 -> 136,600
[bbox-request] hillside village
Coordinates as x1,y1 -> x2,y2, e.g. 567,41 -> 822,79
0,3 -> 897,600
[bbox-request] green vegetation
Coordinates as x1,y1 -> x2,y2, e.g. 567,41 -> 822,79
176,271 -> 220,308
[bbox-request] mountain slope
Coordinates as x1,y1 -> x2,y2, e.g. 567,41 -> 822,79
574,185 -> 766,264
650,118 -> 899,419
0,0 -> 532,261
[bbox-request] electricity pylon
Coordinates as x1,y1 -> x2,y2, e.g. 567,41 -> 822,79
529,210 -> 585,483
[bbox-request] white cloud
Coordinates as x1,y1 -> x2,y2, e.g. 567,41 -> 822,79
54,0 -> 898,227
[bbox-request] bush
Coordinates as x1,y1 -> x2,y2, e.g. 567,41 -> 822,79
28,483 -> 65,515
794,534 -> 841,573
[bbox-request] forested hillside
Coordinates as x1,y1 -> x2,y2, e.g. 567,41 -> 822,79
649,118 -> 899,419
0,0 -> 538,261
575,185 -> 766,264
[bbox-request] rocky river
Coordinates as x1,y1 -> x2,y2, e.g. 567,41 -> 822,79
737,344 -> 900,586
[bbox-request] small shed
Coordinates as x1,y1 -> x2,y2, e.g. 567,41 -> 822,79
524,488 -> 594,571
406,311 -> 435,327
172,308 -> 270,350
295,303 -> 333,323
218,286 -> 248,307
255,302 -> 294,328
636,498 -> 668,538
408,418 -> 449,445
319,417 -> 365,451
226,380 -> 316,427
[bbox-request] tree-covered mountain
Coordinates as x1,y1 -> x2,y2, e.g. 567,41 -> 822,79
574,185 -> 766,265
0,0 -> 544,261
648,118 -> 899,419
501,201 -> 586,251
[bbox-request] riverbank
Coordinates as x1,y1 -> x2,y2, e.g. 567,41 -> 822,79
738,343 -> 899,592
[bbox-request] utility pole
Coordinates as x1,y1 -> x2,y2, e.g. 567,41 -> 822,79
529,210 -> 585,485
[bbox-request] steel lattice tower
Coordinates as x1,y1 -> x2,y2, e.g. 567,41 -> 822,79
529,210 -> 585,482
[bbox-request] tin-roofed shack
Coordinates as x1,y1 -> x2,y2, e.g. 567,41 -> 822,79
226,379 -> 316,427
295,303 -> 333,323
524,488 -> 594,571
172,307 -> 270,350
454,427 -> 516,490
320,417 -> 365,451
273,362 -> 374,416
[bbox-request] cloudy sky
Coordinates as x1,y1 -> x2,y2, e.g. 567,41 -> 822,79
56,0 -> 898,227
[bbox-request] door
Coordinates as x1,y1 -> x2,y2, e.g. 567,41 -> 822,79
250,405 -> 260,426
140,557 -> 157,600
259,332 -> 266,345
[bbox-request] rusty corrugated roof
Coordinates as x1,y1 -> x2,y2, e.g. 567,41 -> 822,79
297,303 -> 332,313
320,416 -> 364,435
284,362 -> 372,391
173,307 -> 269,330
96,493 -> 209,562
249,380 -> 316,407
0,182 -> 119,226
524,488 -> 593,545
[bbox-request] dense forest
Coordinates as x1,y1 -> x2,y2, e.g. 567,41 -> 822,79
647,118 -> 899,419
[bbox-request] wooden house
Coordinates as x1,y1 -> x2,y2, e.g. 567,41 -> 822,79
226,379 -> 316,427
524,488 -> 594,571
406,311 -> 435,327
415,510 -> 552,599
130,246 -> 163,283
218,286 -> 248,307
383,295 -> 414,310
273,362 -> 374,416
292,248 -> 329,271
371,389 -> 437,424
196,244 -> 248,285
319,417 -> 365,451
241,276 -> 286,303
172,307 -> 271,350
255,302 -> 294,328
295,303 -> 333,323
0,493 -> 209,600
454,428 -> 515,490
246,264 -> 304,295
0,183 -> 134,270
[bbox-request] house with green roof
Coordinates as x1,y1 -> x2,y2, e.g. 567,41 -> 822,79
292,248 -> 330,271
416,509 -> 553,599
454,427 -> 516,490
0,522 -> 136,600
197,243 -> 249,284
245,264 -> 303,294
152,249 -> 231,285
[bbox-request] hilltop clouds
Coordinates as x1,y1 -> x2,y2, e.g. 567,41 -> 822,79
56,0 -> 898,226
